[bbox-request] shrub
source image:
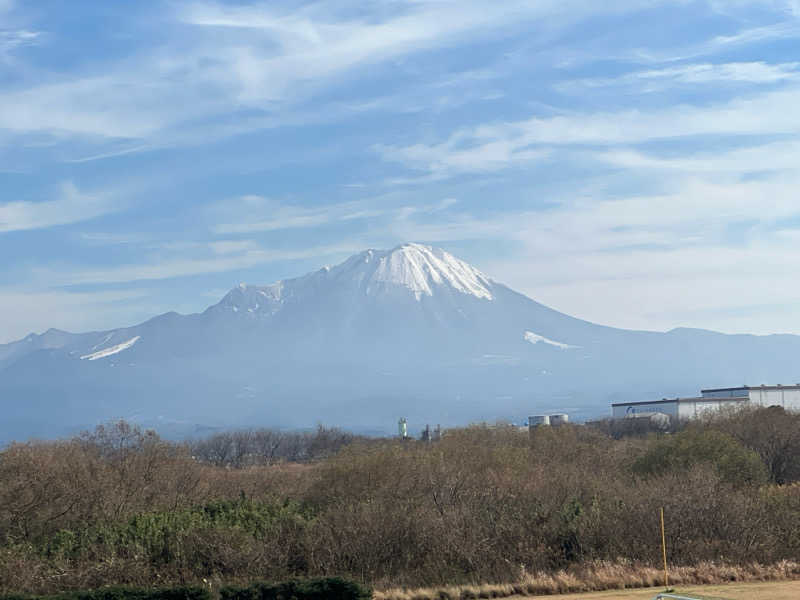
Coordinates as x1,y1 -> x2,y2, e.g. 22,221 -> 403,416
0,586 -> 211,600
631,427 -> 768,485
220,578 -> 371,600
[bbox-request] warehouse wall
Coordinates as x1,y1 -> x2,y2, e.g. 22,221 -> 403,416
612,401 -> 678,418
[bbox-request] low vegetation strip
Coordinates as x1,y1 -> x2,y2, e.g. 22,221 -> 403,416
221,578 -> 371,600
372,561 -> 800,600
0,587 -> 211,600
0,579 -> 370,600
3,408 -> 800,594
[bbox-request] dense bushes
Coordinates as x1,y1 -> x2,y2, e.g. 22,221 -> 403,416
0,587 -> 210,600
631,427 -> 768,485
221,578 -> 370,600
189,427 -> 367,467
707,406 -> 800,484
2,410 -> 800,594
42,498 -> 311,573
0,579 -> 370,600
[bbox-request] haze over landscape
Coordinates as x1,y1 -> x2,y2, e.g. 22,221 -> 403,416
3,241 -> 800,441
3,0 -> 800,438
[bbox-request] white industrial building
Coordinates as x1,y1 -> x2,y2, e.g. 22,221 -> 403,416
612,384 -> 800,421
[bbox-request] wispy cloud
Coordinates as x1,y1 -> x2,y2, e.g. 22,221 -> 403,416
210,194 -> 455,235
375,170 -> 800,333
376,140 -> 551,178
0,29 -> 40,55
4,0 -> 800,339
35,242 -> 361,286
208,239 -> 260,255
558,62 -> 800,93
0,0 -> 687,147
378,84 -> 800,178
0,288 -> 150,344
598,139 -> 800,173
211,196 -> 340,235
179,0 -> 549,103
0,181 -> 123,233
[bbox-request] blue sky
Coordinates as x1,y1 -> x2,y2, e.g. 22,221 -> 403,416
2,0 -> 800,342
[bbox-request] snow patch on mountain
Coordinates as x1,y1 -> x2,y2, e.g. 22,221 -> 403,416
81,336 -> 140,360
367,243 -> 493,300
524,331 -> 579,349
89,333 -> 114,352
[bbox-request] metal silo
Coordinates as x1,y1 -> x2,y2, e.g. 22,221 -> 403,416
528,415 -> 550,427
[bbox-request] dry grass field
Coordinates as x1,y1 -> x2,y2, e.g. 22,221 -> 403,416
506,579 -> 800,599
373,562 -> 800,600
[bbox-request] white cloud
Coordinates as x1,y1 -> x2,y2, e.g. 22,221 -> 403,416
378,84 -> 800,177
209,239 -> 260,254
210,195 -> 352,234
376,139 -> 550,177
709,0 -> 800,17
0,0 -> 684,145
0,75 -> 205,139
212,196 -> 336,235
0,29 -> 40,55
35,243 -> 361,286
0,1 -> 541,141
78,232 -> 151,245
0,181 -> 121,233
599,139 -> 800,173
209,194 -> 454,235
180,0 -> 543,103
0,288 -> 150,344
644,61 -> 800,84
559,62 -> 800,92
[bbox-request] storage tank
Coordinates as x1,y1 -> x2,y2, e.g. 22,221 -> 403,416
550,414 -> 569,426
529,415 -> 550,428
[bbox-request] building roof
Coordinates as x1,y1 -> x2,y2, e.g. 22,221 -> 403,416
612,396 -> 748,407
701,384 -> 800,393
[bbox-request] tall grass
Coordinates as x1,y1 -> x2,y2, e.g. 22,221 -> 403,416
373,561 -> 800,599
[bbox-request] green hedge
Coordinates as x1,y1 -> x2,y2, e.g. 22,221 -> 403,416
220,578 -> 371,600
0,587 -> 211,600
0,580 -> 369,600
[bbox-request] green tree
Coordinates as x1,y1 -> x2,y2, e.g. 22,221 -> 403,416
632,427 -> 768,486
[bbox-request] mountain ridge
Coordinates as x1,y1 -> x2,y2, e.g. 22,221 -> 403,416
2,243 -> 799,441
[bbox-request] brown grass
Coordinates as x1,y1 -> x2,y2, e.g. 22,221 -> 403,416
373,561 -> 800,600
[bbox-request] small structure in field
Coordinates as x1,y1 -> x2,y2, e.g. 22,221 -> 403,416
528,414 -> 570,434
398,417 -> 408,439
613,384 -> 800,421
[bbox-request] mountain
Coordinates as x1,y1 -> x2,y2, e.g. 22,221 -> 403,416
2,242 -> 800,441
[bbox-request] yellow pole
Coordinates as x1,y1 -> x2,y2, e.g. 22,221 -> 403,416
660,507 -> 669,589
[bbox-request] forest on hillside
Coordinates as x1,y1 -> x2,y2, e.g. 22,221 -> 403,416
2,408 -> 800,595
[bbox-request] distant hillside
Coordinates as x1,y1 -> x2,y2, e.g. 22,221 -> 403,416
2,243 -> 799,441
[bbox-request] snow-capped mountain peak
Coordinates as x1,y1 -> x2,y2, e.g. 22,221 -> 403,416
361,243 -> 493,300
315,243 -> 494,301
214,243 -> 494,315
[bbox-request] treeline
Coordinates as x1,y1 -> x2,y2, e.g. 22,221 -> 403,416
1,408 -> 800,594
189,426 -> 367,467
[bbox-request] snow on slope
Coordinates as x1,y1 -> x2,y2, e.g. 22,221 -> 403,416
80,336 -> 140,360
366,243 -> 493,300
218,243 -> 495,315
524,331 -> 579,350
